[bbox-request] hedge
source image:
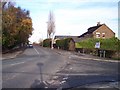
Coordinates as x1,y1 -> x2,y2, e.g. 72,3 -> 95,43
76,37 -> 120,51
56,38 -> 74,50
43,38 -> 51,47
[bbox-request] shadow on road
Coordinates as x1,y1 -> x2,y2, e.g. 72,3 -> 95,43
37,63 -> 44,82
30,79 -> 45,88
30,62 -> 47,89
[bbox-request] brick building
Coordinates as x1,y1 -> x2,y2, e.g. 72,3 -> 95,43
78,22 -> 115,39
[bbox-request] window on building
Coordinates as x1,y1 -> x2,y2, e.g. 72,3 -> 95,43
102,33 -> 105,38
96,32 -> 100,38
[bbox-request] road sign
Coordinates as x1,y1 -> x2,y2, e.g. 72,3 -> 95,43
95,42 -> 100,48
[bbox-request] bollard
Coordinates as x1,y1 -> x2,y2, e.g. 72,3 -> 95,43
103,50 -> 106,58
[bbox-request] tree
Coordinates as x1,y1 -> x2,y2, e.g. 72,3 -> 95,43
2,2 -> 33,51
47,11 -> 55,38
47,11 -> 55,49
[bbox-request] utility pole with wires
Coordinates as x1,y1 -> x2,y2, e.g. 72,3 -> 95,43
47,11 -> 55,49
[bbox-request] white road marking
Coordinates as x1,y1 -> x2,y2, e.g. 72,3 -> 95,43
63,77 -> 68,80
34,47 -> 40,55
56,73 -> 100,76
10,62 -> 25,66
60,80 -> 66,84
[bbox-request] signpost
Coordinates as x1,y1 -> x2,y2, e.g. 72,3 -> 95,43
95,42 -> 100,57
95,42 -> 100,49
95,42 -> 106,58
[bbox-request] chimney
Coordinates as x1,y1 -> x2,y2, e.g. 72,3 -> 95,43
97,22 -> 100,26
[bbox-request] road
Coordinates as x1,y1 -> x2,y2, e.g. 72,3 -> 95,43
2,45 -> 120,89
2,45 -> 67,88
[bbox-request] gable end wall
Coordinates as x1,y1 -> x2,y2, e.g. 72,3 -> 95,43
93,24 -> 115,39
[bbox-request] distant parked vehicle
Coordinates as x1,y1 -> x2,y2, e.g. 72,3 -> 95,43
27,44 -> 33,48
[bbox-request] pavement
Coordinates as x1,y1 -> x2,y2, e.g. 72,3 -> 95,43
2,50 -> 23,60
53,48 -> 120,63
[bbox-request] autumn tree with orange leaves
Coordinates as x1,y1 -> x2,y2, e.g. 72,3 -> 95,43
2,2 -> 33,50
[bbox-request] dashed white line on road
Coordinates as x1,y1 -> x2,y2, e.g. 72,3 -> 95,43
34,47 -> 40,55
10,62 -> 25,66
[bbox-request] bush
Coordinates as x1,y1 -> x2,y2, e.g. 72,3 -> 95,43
56,39 -> 65,49
64,38 -> 72,50
56,38 -> 74,50
76,37 -> 120,51
43,38 -> 51,47
76,37 -> 120,58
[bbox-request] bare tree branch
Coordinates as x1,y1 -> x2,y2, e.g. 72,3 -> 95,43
47,11 -> 55,39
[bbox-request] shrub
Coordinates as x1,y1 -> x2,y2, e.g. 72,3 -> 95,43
56,39 -> 65,49
76,37 -> 120,58
76,37 -> 120,51
43,38 -> 51,47
56,38 -> 74,50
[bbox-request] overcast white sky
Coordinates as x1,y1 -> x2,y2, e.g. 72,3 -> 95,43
15,0 -> 119,43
